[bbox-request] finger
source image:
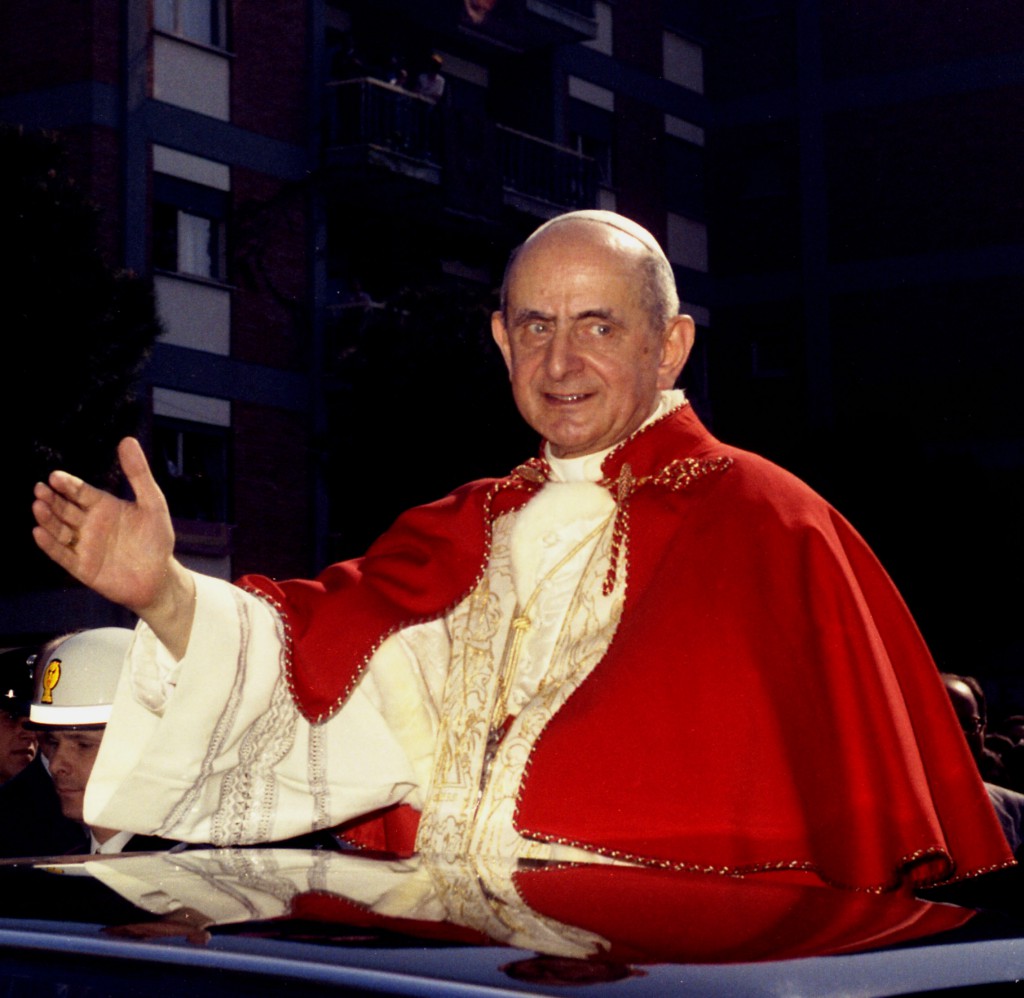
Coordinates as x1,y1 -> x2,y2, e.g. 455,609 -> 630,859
33,512 -> 79,550
32,495 -> 67,534
32,525 -> 78,572
46,469 -> 104,511
33,480 -> 54,502
118,437 -> 166,510
32,486 -> 88,533
31,498 -> 81,548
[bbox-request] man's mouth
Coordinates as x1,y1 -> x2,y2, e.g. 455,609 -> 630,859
544,392 -> 592,403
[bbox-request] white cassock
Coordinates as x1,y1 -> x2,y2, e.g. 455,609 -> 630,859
86,392 -> 687,857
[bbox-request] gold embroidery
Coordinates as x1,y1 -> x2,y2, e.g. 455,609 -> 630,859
512,458 -> 550,484
601,455 -> 733,594
417,508 -> 625,862
487,515 -> 612,743
424,854 -> 608,956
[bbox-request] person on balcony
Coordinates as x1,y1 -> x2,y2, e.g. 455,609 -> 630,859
412,53 -> 445,103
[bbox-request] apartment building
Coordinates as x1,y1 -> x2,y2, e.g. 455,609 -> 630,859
0,0 -> 710,640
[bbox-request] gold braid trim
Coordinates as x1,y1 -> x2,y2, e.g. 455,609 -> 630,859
510,828 -> 1016,894
600,456 -> 733,596
506,457 -> 551,486
248,462 -> 551,725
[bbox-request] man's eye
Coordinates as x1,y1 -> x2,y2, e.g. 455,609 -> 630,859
588,323 -> 612,336
526,322 -> 548,335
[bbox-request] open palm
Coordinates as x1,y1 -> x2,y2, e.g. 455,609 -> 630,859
32,437 -> 176,614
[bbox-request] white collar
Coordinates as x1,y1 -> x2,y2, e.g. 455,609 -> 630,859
91,828 -> 134,854
545,390 -> 687,483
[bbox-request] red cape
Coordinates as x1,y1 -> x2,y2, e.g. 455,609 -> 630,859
284,864 -> 973,964
242,405 -> 1013,890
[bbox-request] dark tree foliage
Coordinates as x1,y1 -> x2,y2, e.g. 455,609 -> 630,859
0,125 -> 161,591
327,281 -> 536,559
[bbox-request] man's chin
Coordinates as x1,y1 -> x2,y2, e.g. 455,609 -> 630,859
545,429 -> 611,459
56,790 -> 85,823
537,417 -> 604,459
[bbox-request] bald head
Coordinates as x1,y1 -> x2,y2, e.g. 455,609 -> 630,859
500,211 -> 680,333
526,210 -> 668,256
941,673 -> 987,761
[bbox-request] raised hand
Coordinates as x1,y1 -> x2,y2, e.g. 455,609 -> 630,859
32,437 -> 195,658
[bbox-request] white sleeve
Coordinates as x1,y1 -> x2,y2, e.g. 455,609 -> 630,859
84,850 -> 444,925
85,571 -> 422,845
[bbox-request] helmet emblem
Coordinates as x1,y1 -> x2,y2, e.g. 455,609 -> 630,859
41,658 -> 62,704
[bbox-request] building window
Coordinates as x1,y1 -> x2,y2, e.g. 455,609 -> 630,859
571,132 -> 613,188
665,114 -> 705,148
667,213 -> 709,273
154,0 -> 228,49
153,174 -> 229,282
663,32 -> 704,94
152,417 -> 230,524
582,1 -> 613,55
568,76 -> 615,112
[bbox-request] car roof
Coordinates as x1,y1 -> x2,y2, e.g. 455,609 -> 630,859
1,847 -> 1023,996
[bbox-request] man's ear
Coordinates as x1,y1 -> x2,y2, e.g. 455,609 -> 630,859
657,314 -> 695,390
491,311 -> 513,374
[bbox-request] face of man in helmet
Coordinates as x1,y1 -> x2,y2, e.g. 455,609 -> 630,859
0,712 -> 37,783
39,728 -> 104,822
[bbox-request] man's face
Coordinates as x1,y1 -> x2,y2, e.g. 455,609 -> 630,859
0,712 -> 37,782
39,728 -> 104,822
492,221 -> 692,459
944,680 -> 986,761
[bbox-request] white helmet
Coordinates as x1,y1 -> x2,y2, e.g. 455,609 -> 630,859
29,627 -> 133,728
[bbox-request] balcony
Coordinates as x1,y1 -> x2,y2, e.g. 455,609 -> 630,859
524,0 -> 597,39
334,0 -> 597,50
325,79 -> 596,217
482,0 -> 598,48
498,124 -> 596,215
325,79 -> 442,185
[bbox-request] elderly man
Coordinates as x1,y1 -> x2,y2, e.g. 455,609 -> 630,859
32,211 -> 1011,889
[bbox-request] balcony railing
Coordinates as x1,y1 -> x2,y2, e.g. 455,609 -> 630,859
356,0 -> 596,48
326,78 -> 441,166
527,0 -> 595,18
498,125 -> 596,211
325,79 -> 597,214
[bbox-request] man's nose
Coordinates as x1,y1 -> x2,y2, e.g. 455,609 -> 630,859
16,720 -> 36,745
46,743 -> 69,774
544,328 -> 584,379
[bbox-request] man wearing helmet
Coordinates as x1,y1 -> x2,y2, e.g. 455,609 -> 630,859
2,629 -> 175,856
0,645 -> 74,860
0,642 -> 89,857
0,647 -> 37,786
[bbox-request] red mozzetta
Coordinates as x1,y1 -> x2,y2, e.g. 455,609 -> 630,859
242,404 -> 1013,890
